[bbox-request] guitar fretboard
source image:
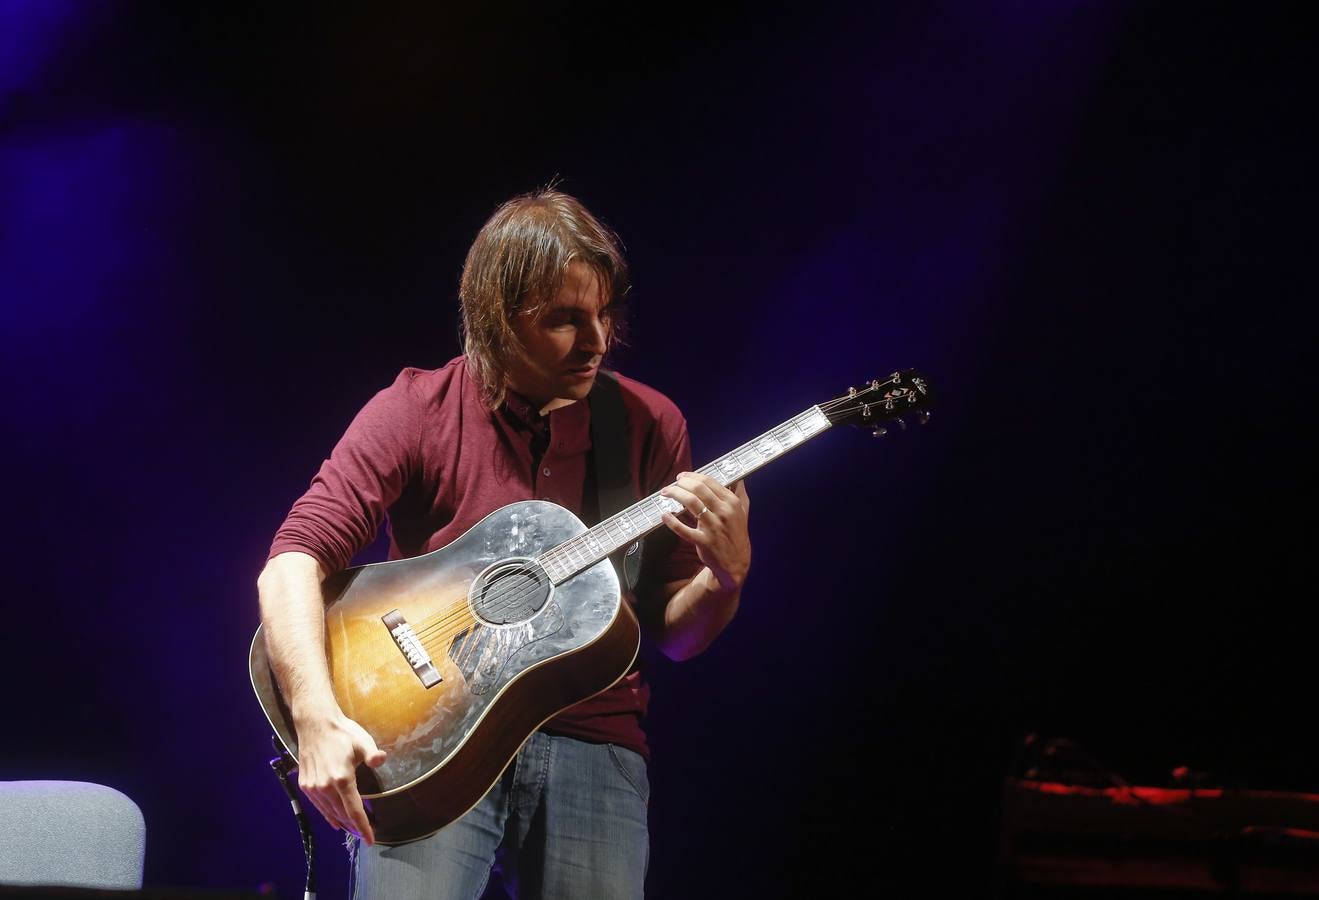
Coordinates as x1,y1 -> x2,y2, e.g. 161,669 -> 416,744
538,405 -> 832,584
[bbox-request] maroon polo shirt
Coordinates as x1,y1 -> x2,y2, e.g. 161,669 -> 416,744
269,356 -> 701,758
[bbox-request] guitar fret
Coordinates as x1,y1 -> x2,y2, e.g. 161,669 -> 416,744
803,407 -> 830,435
717,456 -> 743,482
610,518 -> 631,547
635,500 -> 654,528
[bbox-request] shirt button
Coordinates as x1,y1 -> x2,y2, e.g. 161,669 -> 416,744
543,467 -> 551,476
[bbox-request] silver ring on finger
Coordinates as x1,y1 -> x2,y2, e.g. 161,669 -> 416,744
696,504 -> 709,520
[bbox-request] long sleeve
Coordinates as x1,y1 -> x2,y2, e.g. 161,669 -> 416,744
269,370 -> 426,574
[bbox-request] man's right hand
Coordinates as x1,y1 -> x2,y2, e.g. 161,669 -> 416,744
293,710 -> 387,845
258,552 -> 387,843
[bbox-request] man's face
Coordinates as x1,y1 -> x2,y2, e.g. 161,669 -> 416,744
507,260 -> 611,411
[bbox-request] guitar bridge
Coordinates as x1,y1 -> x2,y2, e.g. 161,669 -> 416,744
382,610 -> 442,688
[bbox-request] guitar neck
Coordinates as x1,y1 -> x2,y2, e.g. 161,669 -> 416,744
538,405 -> 833,584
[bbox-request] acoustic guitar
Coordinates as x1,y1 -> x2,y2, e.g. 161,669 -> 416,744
249,371 -> 932,844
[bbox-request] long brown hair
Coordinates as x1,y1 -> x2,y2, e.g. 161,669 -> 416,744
459,188 -> 629,409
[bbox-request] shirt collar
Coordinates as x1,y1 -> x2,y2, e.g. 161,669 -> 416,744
501,389 -> 544,430
501,389 -> 592,451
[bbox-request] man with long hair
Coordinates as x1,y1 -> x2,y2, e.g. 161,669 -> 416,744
258,188 -> 751,897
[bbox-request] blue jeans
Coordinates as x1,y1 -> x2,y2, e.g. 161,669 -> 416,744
351,732 -> 650,899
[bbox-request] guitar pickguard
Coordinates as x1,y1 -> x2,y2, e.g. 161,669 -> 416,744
449,599 -> 567,694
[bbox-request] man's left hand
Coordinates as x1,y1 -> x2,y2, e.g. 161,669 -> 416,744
659,473 -> 751,590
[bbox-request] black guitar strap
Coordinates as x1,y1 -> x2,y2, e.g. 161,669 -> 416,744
588,370 -> 644,592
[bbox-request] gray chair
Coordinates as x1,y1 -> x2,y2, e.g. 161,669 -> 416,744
0,781 -> 145,889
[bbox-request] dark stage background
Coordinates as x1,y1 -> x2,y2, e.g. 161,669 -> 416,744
2,2 -> 1315,896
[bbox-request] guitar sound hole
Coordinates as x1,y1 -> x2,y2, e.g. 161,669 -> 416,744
471,560 -> 552,626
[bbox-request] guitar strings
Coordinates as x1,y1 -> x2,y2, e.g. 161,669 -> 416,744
410,505 -> 668,669
441,560 -> 561,671
412,503 -> 654,648
410,564 -> 549,667
404,384 -> 907,668
416,479 -> 736,661
417,533 -> 616,638
412,396 -> 856,659
414,393 -> 877,655
431,399 -> 889,670
417,569 -> 562,676
409,500 -> 654,643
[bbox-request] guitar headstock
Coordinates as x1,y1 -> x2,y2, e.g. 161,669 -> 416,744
820,370 -> 934,437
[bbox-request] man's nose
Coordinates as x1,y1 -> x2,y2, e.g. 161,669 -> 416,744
580,316 -> 608,355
